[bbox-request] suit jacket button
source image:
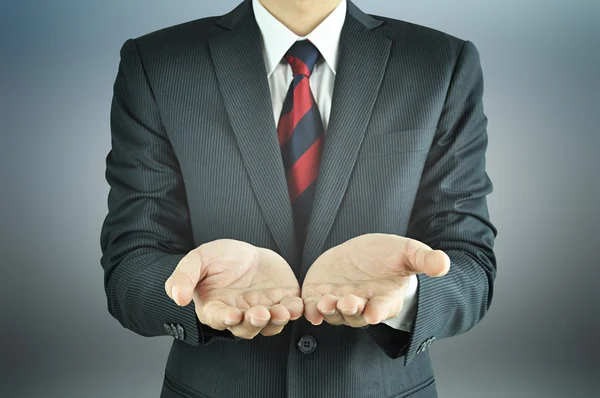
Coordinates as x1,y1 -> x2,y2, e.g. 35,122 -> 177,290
164,323 -> 173,336
297,335 -> 317,354
170,324 -> 178,339
177,324 -> 186,340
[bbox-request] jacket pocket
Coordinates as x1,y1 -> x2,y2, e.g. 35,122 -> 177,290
163,371 -> 212,398
357,129 -> 433,159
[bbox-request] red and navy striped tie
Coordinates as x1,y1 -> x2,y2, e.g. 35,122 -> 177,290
277,39 -> 325,251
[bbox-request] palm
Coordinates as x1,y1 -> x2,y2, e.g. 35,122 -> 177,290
171,239 -> 304,338
302,233 -> 449,326
193,239 -> 300,310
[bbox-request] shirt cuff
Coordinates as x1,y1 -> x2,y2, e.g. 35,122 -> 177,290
381,274 -> 418,331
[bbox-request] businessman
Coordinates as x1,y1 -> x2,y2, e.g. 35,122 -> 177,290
100,0 -> 498,397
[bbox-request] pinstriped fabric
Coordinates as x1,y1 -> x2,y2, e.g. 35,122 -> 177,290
207,7 -> 300,268
100,1 -> 497,397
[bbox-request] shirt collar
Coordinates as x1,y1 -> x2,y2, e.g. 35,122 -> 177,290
252,0 -> 346,77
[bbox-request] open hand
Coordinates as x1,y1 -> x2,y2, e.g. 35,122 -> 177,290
302,233 -> 450,327
165,239 -> 303,339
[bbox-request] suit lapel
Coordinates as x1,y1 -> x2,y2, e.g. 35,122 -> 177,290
207,0 -> 391,274
208,0 -> 298,265
300,2 -> 391,275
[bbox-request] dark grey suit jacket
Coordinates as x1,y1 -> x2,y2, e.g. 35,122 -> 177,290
100,0 -> 498,397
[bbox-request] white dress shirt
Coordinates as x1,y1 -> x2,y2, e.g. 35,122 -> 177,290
252,0 -> 418,332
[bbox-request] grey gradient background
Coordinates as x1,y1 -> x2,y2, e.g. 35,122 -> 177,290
1,1 -> 598,397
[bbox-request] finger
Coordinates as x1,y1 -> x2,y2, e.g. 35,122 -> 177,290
405,241 -> 450,277
337,294 -> 368,327
197,300 -> 243,331
259,323 -> 286,337
280,296 -> 304,321
269,304 -> 291,325
317,295 -> 345,325
336,294 -> 367,317
260,305 -> 290,336
165,250 -> 206,306
228,305 -> 271,339
303,294 -> 324,326
317,294 -> 338,315
363,295 -> 398,325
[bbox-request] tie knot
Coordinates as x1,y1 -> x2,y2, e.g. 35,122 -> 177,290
284,39 -> 321,77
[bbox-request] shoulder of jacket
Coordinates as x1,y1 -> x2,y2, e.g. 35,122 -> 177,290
372,15 -> 466,54
131,16 -> 224,56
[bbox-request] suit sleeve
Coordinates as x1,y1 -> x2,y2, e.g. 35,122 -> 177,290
367,40 -> 498,365
100,38 -> 233,346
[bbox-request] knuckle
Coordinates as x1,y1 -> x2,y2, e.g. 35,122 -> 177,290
266,288 -> 284,301
303,293 -> 322,301
242,330 -> 259,339
260,327 -> 282,337
345,318 -> 367,328
195,307 -> 207,324
209,322 -> 227,331
185,248 -> 203,268
232,326 -> 259,340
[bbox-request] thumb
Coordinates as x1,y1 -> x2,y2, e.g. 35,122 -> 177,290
408,246 -> 451,277
165,250 -> 205,306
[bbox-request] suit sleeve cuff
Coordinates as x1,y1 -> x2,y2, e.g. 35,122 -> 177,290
124,253 -> 236,346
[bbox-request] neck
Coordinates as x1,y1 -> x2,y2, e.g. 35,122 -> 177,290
258,0 -> 343,36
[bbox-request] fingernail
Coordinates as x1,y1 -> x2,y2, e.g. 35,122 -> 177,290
250,317 -> 266,327
321,309 -> 336,316
224,318 -> 238,326
346,308 -> 357,316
